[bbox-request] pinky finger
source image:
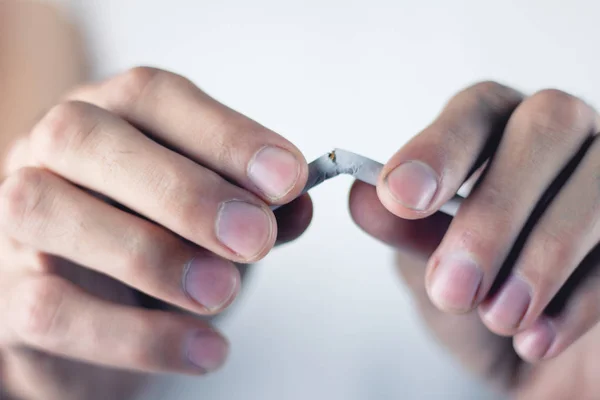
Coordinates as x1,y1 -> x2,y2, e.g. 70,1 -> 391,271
513,248 -> 600,363
5,275 -> 229,374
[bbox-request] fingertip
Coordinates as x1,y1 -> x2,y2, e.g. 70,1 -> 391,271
183,255 -> 241,314
426,254 -> 483,314
377,160 -> 441,219
513,318 -> 556,363
215,200 -> 278,263
186,330 -> 230,373
478,275 -> 532,337
247,145 -> 309,204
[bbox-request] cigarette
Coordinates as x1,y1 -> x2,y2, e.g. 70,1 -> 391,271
272,149 -> 463,216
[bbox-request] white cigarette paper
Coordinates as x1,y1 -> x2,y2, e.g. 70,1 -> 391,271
272,149 -> 463,216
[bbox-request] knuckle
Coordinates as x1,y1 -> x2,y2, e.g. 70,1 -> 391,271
470,80 -> 509,98
110,66 -> 180,110
30,101 -> 95,163
119,236 -> 152,277
125,343 -> 155,367
572,286 -> 600,326
521,230 -> 574,286
149,165 -> 219,233
0,167 -> 48,234
119,225 -> 168,279
4,137 -> 32,175
539,230 -> 575,268
171,189 -> 208,234
531,88 -> 582,110
522,89 -> 593,135
121,316 -> 166,367
145,162 -> 184,201
29,252 -> 56,274
122,66 -> 162,88
62,83 -> 102,105
212,134 -> 239,166
63,83 -> 92,100
203,116 -> 265,167
474,184 -> 517,222
463,80 -> 523,115
11,276 -> 68,342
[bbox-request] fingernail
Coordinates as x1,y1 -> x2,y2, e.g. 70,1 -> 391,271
216,200 -> 273,260
482,275 -> 531,330
386,161 -> 439,211
183,256 -> 240,311
515,319 -> 555,362
429,254 -> 483,312
187,331 -> 229,372
248,146 -> 301,200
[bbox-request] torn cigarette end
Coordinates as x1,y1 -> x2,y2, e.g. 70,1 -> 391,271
328,150 -> 337,162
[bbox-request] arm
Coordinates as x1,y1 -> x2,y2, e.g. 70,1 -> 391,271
0,0 -> 85,174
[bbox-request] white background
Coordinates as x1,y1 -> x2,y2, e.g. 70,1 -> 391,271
70,1 -> 600,399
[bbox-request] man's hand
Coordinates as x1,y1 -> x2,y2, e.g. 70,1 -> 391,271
350,82 -> 600,398
0,67 -> 313,399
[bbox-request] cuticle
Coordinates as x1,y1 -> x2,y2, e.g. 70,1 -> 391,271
181,257 -> 195,302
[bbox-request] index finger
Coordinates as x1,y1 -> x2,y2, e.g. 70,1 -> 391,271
67,67 -> 308,205
377,81 -> 523,219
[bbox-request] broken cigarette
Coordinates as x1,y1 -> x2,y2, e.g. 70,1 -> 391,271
271,149 -> 463,216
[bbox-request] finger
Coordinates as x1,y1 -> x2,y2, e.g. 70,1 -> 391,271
274,194 -> 313,245
513,246 -> 600,363
349,181 -> 522,383
350,181 -> 451,261
3,136 -> 34,175
425,89 -> 597,313
28,101 -> 276,263
4,274 -> 229,374
2,348 -> 144,400
66,67 -> 308,204
377,81 -> 523,219
0,167 -> 240,315
480,136 -> 600,335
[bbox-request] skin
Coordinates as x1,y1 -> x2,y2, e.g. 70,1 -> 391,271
350,82 -> 600,399
2,3 -> 600,400
0,2 -> 313,399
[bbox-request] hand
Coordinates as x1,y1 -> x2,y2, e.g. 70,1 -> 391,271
350,82 -> 600,398
0,67 -> 313,399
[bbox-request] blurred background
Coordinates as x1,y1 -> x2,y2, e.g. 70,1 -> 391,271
12,1 -> 600,398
